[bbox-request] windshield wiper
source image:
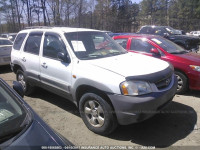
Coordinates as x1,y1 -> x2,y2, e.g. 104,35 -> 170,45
106,51 -> 127,56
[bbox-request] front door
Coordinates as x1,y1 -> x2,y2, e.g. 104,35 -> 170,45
40,32 -> 72,96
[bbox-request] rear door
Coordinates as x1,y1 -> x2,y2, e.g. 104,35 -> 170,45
40,32 -> 72,96
21,32 -> 43,83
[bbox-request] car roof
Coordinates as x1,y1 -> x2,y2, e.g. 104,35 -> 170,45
19,27 -> 100,34
141,25 -> 168,28
113,34 -> 161,39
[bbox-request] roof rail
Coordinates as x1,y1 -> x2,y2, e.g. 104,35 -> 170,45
24,26 -> 53,29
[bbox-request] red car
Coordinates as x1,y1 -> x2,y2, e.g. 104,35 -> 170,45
113,34 -> 200,94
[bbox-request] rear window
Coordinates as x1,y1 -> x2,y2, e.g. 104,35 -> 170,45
13,33 -> 27,50
0,40 -> 12,45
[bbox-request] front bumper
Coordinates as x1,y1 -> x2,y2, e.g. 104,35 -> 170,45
187,70 -> 200,91
190,45 -> 199,52
108,75 -> 177,125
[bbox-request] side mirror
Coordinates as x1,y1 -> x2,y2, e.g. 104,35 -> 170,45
150,48 -> 161,57
13,81 -> 24,98
163,33 -> 169,38
57,52 -> 71,63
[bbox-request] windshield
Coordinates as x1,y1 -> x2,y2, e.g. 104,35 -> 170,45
0,81 -> 27,144
165,27 -> 181,35
65,31 -> 127,60
151,37 -> 187,54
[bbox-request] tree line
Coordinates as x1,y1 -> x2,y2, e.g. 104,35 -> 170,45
0,0 -> 200,34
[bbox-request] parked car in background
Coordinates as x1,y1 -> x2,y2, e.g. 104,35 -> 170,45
192,31 -> 200,37
101,30 -> 113,36
1,33 -> 17,42
109,33 -> 132,37
113,34 -> 200,94
0,38 -> 12,66
0,78 -> 73,150
137,25 -> 200,53
11,27 -> 177,135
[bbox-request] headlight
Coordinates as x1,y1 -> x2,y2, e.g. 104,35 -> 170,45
190,65 -> 200,72
168,62 -> 174,71
120,81 -> 152,96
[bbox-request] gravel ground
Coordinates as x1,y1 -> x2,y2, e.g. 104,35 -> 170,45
0,65 -> 199,150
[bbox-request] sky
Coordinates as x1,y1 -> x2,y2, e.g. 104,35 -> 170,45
131,0 -> 142,3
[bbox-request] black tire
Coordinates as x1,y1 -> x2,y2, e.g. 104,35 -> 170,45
79,93 -> 118,135
175,71 -> 188,94
16,69 -> 35,96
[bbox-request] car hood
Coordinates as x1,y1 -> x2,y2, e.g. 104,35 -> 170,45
175,52 -> 200,65
169,35 -> 200,43
7,121 -> 60,149
87,53 -> 169,77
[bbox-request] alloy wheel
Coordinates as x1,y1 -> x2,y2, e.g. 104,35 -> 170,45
176,74 -> 183,91
17,74 -> 26,91
84,100 -> 105,127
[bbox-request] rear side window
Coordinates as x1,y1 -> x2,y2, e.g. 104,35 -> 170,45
24,32 -> 42,55
115,38 -> 128,49
13,33 -> 27,50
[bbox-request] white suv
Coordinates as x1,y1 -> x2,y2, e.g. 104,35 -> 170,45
11,27 -> 177,135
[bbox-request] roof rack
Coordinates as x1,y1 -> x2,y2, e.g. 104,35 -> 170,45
24,26 -> 53,29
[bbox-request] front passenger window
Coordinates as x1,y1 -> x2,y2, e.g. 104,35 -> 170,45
43,34 -> 66,59
131,39 -> 154,53
115,38 -> 128,49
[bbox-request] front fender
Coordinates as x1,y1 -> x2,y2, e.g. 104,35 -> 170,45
71,78 -> 114,102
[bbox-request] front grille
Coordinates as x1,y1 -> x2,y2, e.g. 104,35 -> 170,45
155,75 -> 172,90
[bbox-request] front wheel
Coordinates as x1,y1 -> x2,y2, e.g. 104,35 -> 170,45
175,71 -> 188,94
79,93 -> 118,135
16,69 -> 35,96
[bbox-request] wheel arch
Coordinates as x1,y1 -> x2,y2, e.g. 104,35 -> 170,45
75,85 -> 115,111
13,64 -> 23,74
174,68 -> 189,90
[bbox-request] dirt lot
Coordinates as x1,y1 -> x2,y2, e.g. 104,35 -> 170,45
0,65 -> 199,150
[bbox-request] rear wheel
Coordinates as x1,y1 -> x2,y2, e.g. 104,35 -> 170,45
16,69 -> 35,95
79,93 -> 118,135
175,71 -> 188,94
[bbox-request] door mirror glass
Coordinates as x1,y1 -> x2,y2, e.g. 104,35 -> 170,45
57,52 -> 70,63
13,81 -> 24,98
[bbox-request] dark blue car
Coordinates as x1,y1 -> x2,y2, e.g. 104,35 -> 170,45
0,78 -> 74,150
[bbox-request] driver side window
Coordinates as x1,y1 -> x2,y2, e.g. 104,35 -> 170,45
131,39 -> 154,53
43,33 -> 66,60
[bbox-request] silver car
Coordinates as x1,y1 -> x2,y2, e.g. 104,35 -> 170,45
0,38 -> 12,66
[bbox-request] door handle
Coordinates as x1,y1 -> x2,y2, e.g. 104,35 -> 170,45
22,57 -> 26,62
41,62 -> 48,68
